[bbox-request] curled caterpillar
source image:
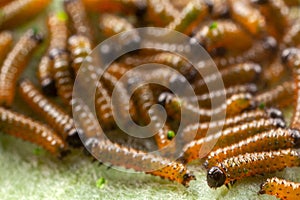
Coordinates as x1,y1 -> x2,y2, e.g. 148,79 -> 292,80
0,29 -> 42,107
204,128 -> 300,169
90,139 -> 195,186
254,81 -> 294,109
49,49 -> 74,107
192,20 -> 253,54
64,0 -> 94,41
0,107 -> 68,157
18,79 -> 81,147
166,0 -> 209,35
0,31 -> 13,65
181,117 -> 286,163
0,0 -> 51,29
207,149 -> 300,188
192,62 -> 261,95
37,56 -> 57,96
259,177 -> 300,199
182,107 -> 284,141
68,35 -> 92,74
228,0 -> 266,37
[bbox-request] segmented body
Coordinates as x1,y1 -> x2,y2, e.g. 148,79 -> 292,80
37,56 -> 57,96
0,31 -> 13,65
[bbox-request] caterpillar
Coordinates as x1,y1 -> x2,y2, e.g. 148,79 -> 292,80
47,12 -> 69,52
206,149 -> 300,188
166,0 -> 209,35
90,139 -> 195,186
192,20 -> 253,54
192,62 -> 261,95
146,0 -> 179,26
49,49 -> 74,107
181,117 -> 286,163
213,36 -> 278,68
161,92 -> 256,123
18,79 -> 81,147
0,107 -> 68,157
228,0 -> 266,37
282,48 -> 300,130
259,177 -> 300,199
68,35 -> 92,74
204,128 -> 300,169
0,31 -> 13,65
252,0 -> 290,41
0,0 -> 51,29
63,0 -> 94,41
0,29 -> 42,107
182,107 -> 284,141
254,81 -> 294,109
37,56 -> 57,96
189,84 -> 257,108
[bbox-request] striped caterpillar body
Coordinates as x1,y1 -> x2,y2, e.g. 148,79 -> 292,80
252,0 -> 290,41
64,0 -> 94,41
206,149 -> 300,188
0,29 -> 42,107
192,62 -> 261,95
181,117 -> 286,163
0,31 -> 13,65
68,35 -> 92,74
0,107 -> 68,157
166,0 -> 209,35
37,56 -> 57,96
255,81 -> 294,109
182,108 -> 284,141
204,128 -> 300,169
18,79 -> 81,147
282,48 -> 300,129
0,0 -> 51,29
228,0 -> 266,37
49,49 -> 74,107
90,139 -> 195,186
192,20 -> 253,54
259,177 -> 300,199
146,0 -> 179,26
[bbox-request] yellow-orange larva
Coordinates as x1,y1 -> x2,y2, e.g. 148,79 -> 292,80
37,56 -> 57,96
90,139 -> 195,186
0,31 -> 13,65
181,117 -> 286,163
18,79 -> 81,147
0,0 -> 51,29
192,62 -> 261,95
0,29 -> 42,107
0,107 -> 68,157
63,0 -> 94,41
166,1 -> 209,35
259,177 -> 300,200
204,128 -> 300,169
68,35 -> 92,74
207,149 -> 300,188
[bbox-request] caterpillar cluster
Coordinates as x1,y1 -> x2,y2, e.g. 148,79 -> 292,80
0,0 -> 299,197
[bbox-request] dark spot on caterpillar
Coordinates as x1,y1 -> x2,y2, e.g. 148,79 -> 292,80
207,166 -> 226,188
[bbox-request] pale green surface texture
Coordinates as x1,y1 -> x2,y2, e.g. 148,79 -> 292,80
0,1 -> 299,200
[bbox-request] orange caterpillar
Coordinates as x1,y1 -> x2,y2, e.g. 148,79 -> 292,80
206,149 -> 300,188
259,177 -> 300,199
0,0 -> 51,29
167,0 -> 209,35
192,62 -> 261,95
0,31 -> 13,65
19,79 -> 81,147
37,56 -> 57,96
181,117 -> 286,163
90,139 -> 195,186
64,0 -> 94,41
204,128 -> 300,169
0,29 -> 42,107
0,107 -> 68,157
